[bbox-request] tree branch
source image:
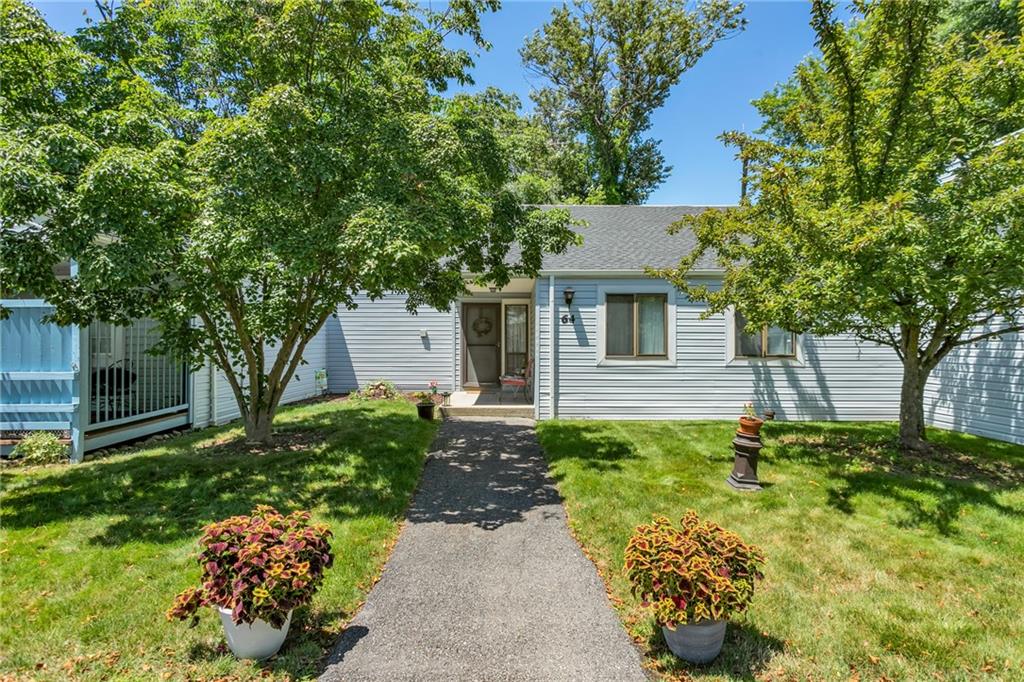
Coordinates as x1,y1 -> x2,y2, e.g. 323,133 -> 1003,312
954,324 -> 1024,348
811,0 -> 865,200
873,9 -> 928,195
197,310 -> 249,420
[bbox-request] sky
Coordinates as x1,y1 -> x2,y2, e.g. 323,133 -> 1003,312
30,0 -> 829,206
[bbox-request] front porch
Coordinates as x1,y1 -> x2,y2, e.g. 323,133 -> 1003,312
458,278 -> 535,394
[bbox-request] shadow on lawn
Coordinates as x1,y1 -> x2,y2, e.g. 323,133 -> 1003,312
764,422 -> 1024,536
536,421 -> 640,476
647,619 -> 785,681
0,403 -> 431,547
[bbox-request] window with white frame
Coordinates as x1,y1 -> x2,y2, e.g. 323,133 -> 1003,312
605,293 -> 668,358
734,311 -> 796,358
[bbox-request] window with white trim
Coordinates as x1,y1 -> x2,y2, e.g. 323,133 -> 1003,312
605,293 -> 668,358
735,311 -> 796,358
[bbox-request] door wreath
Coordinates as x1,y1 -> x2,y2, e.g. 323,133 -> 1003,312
472,316 -> 493,337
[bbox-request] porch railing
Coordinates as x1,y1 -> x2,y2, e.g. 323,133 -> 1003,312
86,319 -> 187,429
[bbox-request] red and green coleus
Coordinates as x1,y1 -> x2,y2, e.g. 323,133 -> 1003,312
624,511 -> 765,628
168,505 -> 333,628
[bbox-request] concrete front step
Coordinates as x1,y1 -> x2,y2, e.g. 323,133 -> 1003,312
441,405 -> 535,419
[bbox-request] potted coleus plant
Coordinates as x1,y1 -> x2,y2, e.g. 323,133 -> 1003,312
738,401 -> 764,437
167,506 -> 334,660
625,511 -> 765,664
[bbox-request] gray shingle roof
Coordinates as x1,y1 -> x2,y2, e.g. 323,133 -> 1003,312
533,205 -> 724,272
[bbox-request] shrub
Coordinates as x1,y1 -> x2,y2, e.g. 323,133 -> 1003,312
11,432 -> 68,465
624,511 -> 765,627
167,506 -> 333,628
352,379 -> 401,401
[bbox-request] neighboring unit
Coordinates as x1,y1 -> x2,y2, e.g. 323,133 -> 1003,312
0,289 -> 327,461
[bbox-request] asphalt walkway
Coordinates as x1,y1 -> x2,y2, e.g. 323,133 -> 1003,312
319,417 -> 646,682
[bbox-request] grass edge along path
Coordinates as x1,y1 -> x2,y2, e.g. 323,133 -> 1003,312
536,419 -> 1024,681
0,398 -> 436,681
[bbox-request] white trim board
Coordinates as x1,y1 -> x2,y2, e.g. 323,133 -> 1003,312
548,275 -> 556,419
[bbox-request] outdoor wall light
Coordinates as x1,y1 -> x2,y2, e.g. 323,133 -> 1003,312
561,288 -> 576,324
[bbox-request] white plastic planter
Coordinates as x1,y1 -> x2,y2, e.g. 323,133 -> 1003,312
217,607 -> 293,660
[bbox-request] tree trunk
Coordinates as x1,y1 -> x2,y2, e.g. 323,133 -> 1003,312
244,408 -> 275,445
898,359 -> 928,452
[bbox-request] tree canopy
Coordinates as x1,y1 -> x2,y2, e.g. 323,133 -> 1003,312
521,0 -> 745,204
939,0 -> 1021,45
0,0 -> 576,442
661,0 -> 1024,451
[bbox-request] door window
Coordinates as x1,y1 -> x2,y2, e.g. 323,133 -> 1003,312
504,304 -> 528,375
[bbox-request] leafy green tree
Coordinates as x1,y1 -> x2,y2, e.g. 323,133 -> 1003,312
939,0 -> 1020,45
521,0 -> 745,204
464,87 -> 590,203
661,0 -> 1024,451
0,0 -> 576,443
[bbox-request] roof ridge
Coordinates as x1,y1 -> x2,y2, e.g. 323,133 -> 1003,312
531,203 -> 735,208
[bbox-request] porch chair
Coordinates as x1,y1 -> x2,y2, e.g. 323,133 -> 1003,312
90,359 -> 138,421
498,358 -> 532,403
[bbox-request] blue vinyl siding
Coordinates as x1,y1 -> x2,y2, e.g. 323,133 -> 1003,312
192,323 -> 330,428
0,301 -> 80,457
326,293 -> 456,393
536,277 -> 905,422
924,327 -> 1023,444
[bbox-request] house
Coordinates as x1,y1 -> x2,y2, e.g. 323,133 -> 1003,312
2,205 -> 1021,461
327,205 -> 1023,442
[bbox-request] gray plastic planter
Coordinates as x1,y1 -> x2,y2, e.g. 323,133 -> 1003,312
662,619 -> 726,664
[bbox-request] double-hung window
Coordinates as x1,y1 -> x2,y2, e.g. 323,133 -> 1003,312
606,293 -> 668,358
735,311 -> 796,358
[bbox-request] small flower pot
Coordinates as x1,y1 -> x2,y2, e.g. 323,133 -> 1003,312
738,415 -> 764,436
662,619 -> 727,664
416,403 -> 434,420
217,607 -> 292,660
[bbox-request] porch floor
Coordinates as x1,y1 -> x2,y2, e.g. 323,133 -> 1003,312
442,389 -> 534,418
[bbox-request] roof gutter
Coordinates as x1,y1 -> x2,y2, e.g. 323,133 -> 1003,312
536,268 -> 722,278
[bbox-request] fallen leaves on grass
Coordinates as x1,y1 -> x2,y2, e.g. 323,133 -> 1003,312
774,433 -> 1024,488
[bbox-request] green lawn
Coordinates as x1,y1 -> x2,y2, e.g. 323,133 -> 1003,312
0,398 -> 436,681
536,420 -> 1024,681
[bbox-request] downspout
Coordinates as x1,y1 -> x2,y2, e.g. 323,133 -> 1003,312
70,259 -> 87,463
209,360 -> 217,426
533,285 -> 540,419
548,274 -> 556,419
451,306 -> 457,392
